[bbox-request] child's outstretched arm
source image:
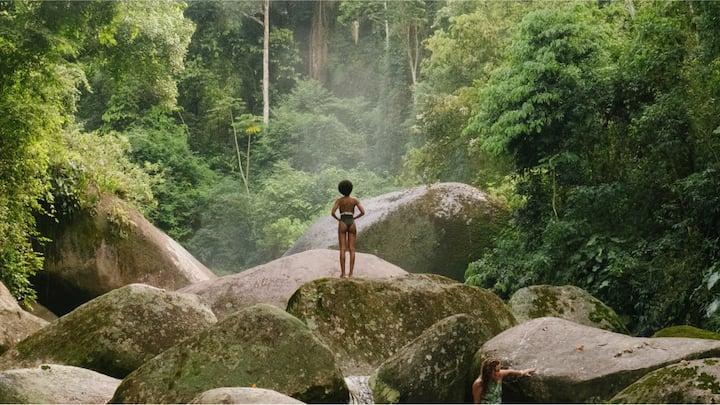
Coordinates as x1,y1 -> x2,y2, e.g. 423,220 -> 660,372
499,368 -> 535,378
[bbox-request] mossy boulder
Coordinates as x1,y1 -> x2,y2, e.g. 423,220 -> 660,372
189,387 -> 305,404
509,285 -> 629,334
110,304 -> 348,404
0,364 -> 120,404
369,314 -> 489,404
472,317 -> 720,403
286,273 -> 517,375
34,193 -> 216,315
0,282 -> 48,355
653,325 -> 720,340
0,284 -> 217,378
609,358 -> 720,403
180,249 -> 407,320
284,183 -> 508,281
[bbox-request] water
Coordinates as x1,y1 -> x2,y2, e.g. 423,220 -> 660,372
345,375 -> 374,404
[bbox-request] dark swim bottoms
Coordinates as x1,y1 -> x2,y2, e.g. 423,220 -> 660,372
340,213 -> 354,228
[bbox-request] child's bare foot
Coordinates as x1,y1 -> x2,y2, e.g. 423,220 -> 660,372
340,274 -> 346,278
348,273 -> 353,278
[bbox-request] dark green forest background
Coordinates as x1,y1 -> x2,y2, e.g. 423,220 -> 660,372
2,0 -> 719,336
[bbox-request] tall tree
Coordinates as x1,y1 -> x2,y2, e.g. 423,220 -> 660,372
263,0 -> 270,123
309,0 -> 337,83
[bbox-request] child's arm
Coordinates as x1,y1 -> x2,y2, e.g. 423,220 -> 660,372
499,368 -> 535,378
354,199 -> 366,220
331,199 -> 340,221
471,378 -> 483,404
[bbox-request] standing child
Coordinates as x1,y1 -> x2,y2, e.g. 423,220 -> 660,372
331,180 -> 365,278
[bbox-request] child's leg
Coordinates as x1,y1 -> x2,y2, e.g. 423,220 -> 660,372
348,226 -> 357,277
338,225 -> 348,277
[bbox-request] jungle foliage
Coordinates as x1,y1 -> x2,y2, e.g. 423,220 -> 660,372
457,1 -> 720,335
1,0 -> 718,335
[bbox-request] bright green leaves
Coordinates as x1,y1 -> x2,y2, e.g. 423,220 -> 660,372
467,4 -> 614,169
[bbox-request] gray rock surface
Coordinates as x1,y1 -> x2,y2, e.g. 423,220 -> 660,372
180,249 -> 407,319
20,301 -> 58,323
287,273 -> 517,375
0,282 -> 48,354
370,314 -> 489,403
0,283 -> 217,378
473,317 -> 720,403
609,357 -> 720,403
509,284 -> 628,333
110,303 -> 348,404
35,193 -> 216,315
0,364 -> 120,404
189,387 -> 305,404
285,183 -> 508,281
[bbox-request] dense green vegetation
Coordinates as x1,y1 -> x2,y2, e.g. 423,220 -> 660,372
1,0 -> 718,336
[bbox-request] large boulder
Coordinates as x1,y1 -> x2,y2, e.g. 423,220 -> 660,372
370,314 -> 489,404
0,284 -> 217,378
0,364 -> 120,404
473,317 -> 720,403
509,285 -> 629,333
189,387 -> 304,404
0,282 -> 48,354
180,249 -> 407,320
34,193 -> 216,315
609,358 -> 720,403
110,304 -> 348,404
284,183 -> 508,281
286,273 -> 517,375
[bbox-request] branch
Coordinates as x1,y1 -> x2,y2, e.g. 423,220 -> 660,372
241,11 -> 263,26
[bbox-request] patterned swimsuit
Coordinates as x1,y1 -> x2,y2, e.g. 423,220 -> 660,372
481,382 -> 502,404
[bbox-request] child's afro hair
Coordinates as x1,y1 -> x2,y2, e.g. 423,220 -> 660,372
338,180 -> 353,196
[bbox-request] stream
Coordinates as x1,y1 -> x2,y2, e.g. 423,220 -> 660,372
345,375 -> 374,404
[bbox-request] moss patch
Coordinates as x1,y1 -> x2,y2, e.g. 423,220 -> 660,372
610,359 -> 720,403
653,325 -> 720,340
527,288 -> 563,319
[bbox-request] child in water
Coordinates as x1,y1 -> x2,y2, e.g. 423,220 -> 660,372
331,180 -> 365,278
472,358 -> 535,404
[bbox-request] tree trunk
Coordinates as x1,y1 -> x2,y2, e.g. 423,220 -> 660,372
263,0 -> 270,123
405,22 -> 420,86
384,0 -> 390,51
309,0 -> 335,83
